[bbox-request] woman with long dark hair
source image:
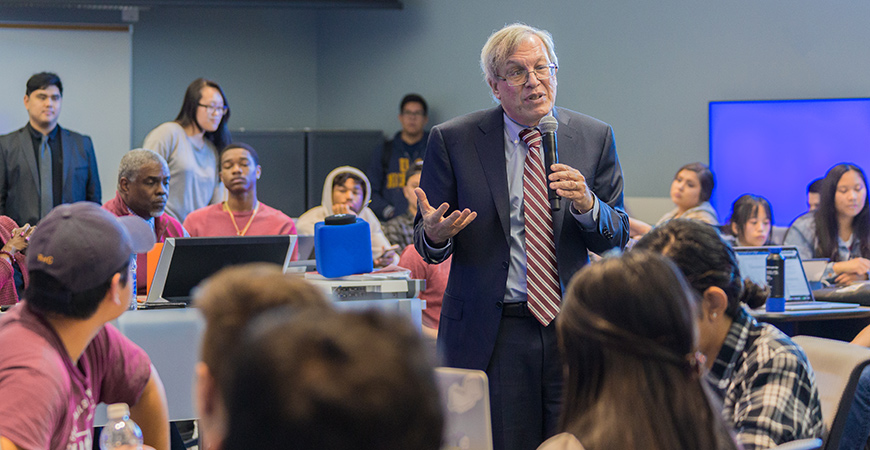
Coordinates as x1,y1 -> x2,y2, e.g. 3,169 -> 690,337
635,219 -> 824,449
143,78 -> 232,222
784,163 -> 870,285
540,251 -> 736,450
630,162 -> 719,237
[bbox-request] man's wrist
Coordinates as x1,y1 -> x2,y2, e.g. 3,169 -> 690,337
573,197 -> 594,214
426,234 -> 448,248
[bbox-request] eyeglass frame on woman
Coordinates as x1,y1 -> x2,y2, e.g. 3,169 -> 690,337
198,103 -> 229,116
496,63 -> 558,87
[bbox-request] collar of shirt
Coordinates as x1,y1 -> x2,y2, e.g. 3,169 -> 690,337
25,122 -> 59,140
838,233 -> 859,260
706,306 -> 755,392
123,200 -> 156,232
503,113 -> 531,152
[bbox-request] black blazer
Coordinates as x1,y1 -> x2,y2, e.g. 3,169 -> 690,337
0,125 -> 101,225
414,105 -> 629,370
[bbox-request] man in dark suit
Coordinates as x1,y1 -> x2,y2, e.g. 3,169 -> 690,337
413,24 -> 629,450
0,72 -> 101,225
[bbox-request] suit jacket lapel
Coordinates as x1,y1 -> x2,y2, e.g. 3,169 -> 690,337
16,128 -> 40,193
551,108 -> 574,255
59,127 -> 73,194
474,106 -> 511,240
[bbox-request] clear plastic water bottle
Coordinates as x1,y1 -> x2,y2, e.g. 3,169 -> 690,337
99,403 -> 143,450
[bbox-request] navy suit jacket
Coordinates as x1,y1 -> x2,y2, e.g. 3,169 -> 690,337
0,125 -> 101,225
414,105 -> 629,370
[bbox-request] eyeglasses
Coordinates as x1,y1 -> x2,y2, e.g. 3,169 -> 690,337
198,104 -> 229,116
496,63 -> 558,86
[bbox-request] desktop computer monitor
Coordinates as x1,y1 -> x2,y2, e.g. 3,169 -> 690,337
146,235 -> 297,303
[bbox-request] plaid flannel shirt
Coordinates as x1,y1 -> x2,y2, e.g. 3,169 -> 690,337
706,307 -> 825,449
382,210 -> 415,251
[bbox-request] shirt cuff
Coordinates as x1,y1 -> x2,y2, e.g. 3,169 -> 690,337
569,195 -> 600,228
422,232 -> 451,259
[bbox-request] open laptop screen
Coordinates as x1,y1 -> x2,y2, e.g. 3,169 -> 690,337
147,235 -> 297,303
733,246 -> 813,302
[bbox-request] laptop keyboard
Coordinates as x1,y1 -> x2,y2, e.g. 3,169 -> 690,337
785,301 -> 857,311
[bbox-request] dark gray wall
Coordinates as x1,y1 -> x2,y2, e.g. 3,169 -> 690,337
312,0 -> 870,199
119,0 -> 870,199
131,6 -> 319,147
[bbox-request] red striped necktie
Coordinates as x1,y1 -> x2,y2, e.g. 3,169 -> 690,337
519,127 -> 561,326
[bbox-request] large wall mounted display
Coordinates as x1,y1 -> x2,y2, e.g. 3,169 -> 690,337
709,98 -> 870,226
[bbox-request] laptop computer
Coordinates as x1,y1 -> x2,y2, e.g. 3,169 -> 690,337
434,367 -> 494,450
802,258 -> 829,285
145,235 -> 297,305
734,246 -> 857,311
296,234 -> 316,260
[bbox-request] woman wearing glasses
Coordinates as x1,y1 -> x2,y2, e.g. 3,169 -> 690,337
143,78 -> 232,222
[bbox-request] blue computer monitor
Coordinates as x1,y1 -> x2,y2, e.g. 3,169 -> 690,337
709,98 -> 870,226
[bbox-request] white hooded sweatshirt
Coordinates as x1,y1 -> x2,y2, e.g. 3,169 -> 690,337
296,166 -> 394,260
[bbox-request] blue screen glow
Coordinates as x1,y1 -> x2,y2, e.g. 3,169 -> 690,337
709,98 -> 870,226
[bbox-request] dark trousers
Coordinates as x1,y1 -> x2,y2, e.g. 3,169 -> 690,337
486,309 -> 562,450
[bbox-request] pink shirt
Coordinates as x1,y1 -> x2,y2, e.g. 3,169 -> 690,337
0,216 -> 28,305
0,303 -> 151,450
183,202 -> 299,260
399,245 -> 450,330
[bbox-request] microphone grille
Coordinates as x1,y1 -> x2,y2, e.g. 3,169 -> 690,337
539,114 -> 558,134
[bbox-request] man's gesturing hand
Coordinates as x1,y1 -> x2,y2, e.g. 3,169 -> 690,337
415,188 -> 477,247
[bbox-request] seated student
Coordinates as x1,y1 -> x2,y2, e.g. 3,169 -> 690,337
784,163 -> 870,285
635,219 -> 824,449
382,162 -> 422,250
0,202 -> 169,450
839,327 -> 870,450
297,166 -> 398,267
193,263 -> 331,449
398,244 -> 449,340
104,149 -> 188,295
631,162 -> 719,236
540,251 -> 738,450
807,177 -> 824,213
0,217 -> 34,305
724,194 -> 773,247
367,93 -> 430,221
183,143 -> 299,259
223,309 -> 443,450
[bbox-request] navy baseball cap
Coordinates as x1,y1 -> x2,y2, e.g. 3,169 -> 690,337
27,202 -> 155,294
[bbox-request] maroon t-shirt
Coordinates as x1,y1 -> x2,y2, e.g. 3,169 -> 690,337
0,303 -> 151,450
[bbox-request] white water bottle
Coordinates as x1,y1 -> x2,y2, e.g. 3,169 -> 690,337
99,403 -> 143,450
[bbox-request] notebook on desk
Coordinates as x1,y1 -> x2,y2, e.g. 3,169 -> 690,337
734,246 -> 857,311
145,235 -> 297,305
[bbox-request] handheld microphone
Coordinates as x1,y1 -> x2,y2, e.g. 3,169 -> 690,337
539,114 -> 560,211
